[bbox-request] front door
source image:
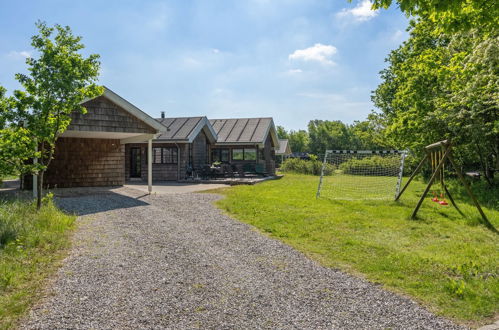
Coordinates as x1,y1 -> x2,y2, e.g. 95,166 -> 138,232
130,147 -> 141,178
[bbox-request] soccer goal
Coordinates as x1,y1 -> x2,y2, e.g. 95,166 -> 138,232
316,150 -> 407,200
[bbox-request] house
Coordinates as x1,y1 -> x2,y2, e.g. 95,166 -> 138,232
209,118 -> 278,176
276,139 -> 292,164
125,117 -> 279,181
23,87 -> 165,192
24,87 -> 279,190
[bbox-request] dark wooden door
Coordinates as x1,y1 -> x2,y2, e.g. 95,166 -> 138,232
130,147 -> 141,178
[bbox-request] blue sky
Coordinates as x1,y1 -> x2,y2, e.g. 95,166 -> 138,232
0,0 -> 408,130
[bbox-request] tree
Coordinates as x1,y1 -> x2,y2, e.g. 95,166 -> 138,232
0,87 -> 38,177
307,120 -> 352,154
276,125 -> 289,139
11,21 -> 102,208
288,129 -> 310,153
370,0 -> 498,33
371,19 -> 498,184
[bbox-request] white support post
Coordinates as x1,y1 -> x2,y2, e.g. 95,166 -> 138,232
33,143 -> 38,198
148,138 -> 152,194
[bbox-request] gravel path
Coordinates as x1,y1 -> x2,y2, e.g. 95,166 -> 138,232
21,187 -> 464,329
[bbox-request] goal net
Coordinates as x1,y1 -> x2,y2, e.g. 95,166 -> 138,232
316,150 -> 406,200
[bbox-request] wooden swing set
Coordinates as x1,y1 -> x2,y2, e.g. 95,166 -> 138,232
395,140 -> 495,231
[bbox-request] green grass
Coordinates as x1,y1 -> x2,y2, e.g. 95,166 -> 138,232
213,174 -> 499,326
0,196 -> 75,329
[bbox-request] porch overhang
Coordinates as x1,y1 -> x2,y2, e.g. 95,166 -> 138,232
59,130 -> 160,144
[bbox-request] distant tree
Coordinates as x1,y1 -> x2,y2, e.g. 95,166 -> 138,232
288,129 -> 309,153
349,119 -> 388,150
10,21 -> 102,208
307,120 -> 352,154
276,125 -> 289,139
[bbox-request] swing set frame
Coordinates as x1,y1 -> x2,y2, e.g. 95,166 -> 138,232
395,140 -> 495,231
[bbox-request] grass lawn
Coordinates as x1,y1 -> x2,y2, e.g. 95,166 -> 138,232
0,196 -> 75,329
213,173 -> 499,326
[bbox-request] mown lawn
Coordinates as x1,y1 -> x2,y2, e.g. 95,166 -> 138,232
213,174 -> 499,326
0,196 -> 75,329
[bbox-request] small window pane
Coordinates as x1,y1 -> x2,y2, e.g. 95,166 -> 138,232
162,148 -> 170,163
233,149 -> 244,160
171,148 -> 178,163
221,149 -> 229,162
153,148 -> 162,164
244,148 -> 256,160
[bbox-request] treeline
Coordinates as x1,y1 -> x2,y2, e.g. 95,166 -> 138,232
277,119 -> 385,155
280,0 -> 498,185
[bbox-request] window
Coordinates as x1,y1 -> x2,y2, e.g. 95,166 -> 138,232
244,148 -> 256,160
211,148 -> 230,163
153,147 -> 178,164
232,149 -> 244,160
232,148 -> 257,161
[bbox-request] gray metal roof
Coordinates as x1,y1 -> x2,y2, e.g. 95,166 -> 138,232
276,139 -> 291,155
209,118 -> 273,144
155,117 -> 205,141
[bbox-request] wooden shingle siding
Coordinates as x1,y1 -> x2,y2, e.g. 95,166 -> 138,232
264,134 -> 276,175
125,143 -> 189,181
44,138 -> 125,188
69,96 -> 156,134
192,131 -> 208,169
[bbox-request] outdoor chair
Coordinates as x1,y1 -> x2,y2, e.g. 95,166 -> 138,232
222,164 -> 235,178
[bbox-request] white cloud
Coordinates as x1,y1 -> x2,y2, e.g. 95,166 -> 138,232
391,29 -> 404,42
337,0 -> 378,22
8,50 -> 31,59
212,48 -> 220,54
287,68 -> 302,74
288,43 -> 337,65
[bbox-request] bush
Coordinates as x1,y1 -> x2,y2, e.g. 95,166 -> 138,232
339,155 -> 400,175
280,158 -> 334,176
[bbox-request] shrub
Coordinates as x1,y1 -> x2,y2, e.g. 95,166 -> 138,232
338,155 -> 400,175
280,158 -> 334,176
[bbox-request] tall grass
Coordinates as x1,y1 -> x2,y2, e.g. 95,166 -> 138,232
0,196 -> 75,328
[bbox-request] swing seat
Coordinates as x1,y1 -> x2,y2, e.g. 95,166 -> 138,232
432,197 -> 439,202
439,200 -> 448,206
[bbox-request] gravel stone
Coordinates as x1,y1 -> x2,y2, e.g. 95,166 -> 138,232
21,187 -> 466,329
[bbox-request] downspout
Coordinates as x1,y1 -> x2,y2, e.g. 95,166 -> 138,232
175,143 -> 180,181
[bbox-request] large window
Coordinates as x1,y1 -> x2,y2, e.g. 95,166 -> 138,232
153,147 -> 178,164
232,148 -> 257,161
211,148 -> 230,163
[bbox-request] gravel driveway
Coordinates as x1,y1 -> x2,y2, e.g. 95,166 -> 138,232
21,187 -> 463,329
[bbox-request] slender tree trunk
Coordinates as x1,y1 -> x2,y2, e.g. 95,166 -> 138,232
476,142 -> 493,187
36,170 -> 43,209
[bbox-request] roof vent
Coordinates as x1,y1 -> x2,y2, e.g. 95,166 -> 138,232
161,111 -> 165,119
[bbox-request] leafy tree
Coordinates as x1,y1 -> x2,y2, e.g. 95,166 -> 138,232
370,0 -> 498,33
288,129 -> 310,153
9,21 -> 102,208
371,19 -> 498,184
0,87 -> 38,178
276,125 -> 289,139
307,120 -> 352,154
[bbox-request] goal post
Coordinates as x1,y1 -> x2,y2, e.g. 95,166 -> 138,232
316,150 -> 407,201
